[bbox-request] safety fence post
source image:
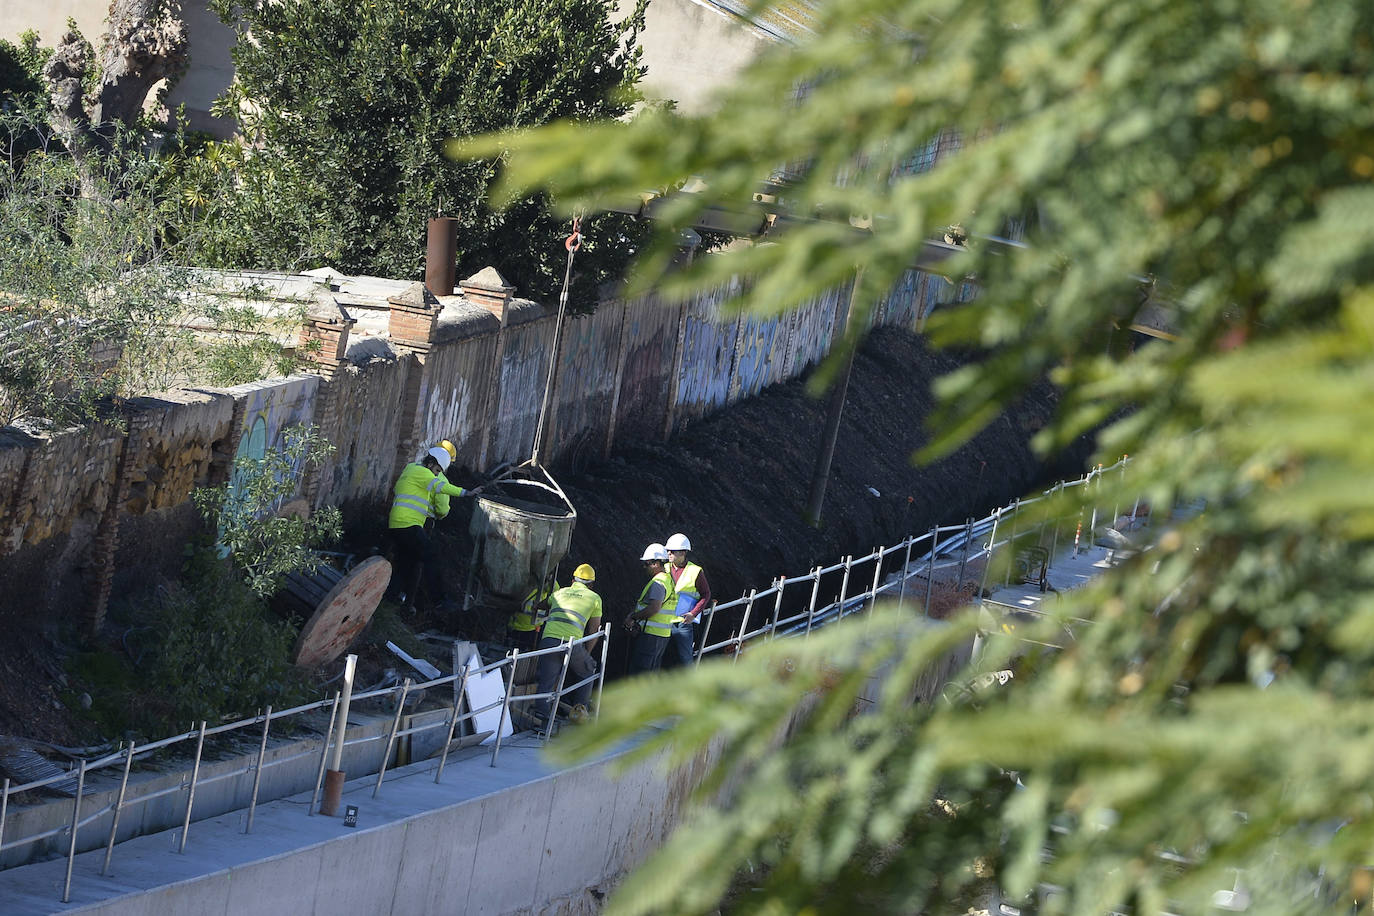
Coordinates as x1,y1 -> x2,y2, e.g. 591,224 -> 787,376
979,509 -> 1000,599
1115,456 -> 1126,524
544,642 -> 573,743
695,601 -> 719,666
768,577 -> 785,639
804,567 -> 822,637
734,590 -> 757,663
595,624 -> 611,718
897,535 -> 914,609
60,758 -> 87,903
955,520 -> 974,594
373,679 -> 411,798
1049,484 -> 1063,568
865,548 -> 883,615
1087,464 -> 1102,549
245,706 -> 272,834
309,692 -> 341,817
100,744 -> 134,875
178,721 -> 206,853
1005,499 -> 1020,586
924,526 -> 939,617
489,655 -> 518,767
0,777 -> 8,870
836,556 -> 852,621
436,665 -> 469,784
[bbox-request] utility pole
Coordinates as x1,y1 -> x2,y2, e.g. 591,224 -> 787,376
805,267 -> 864,528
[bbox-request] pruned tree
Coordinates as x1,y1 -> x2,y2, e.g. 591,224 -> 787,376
43,0 -> 188,191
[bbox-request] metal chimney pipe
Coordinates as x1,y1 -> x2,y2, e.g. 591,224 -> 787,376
425,217 -> 458,296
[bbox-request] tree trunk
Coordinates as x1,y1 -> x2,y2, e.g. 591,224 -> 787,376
42,0 -> 189,193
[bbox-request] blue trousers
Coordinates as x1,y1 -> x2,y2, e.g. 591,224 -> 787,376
627,632 -> 669,674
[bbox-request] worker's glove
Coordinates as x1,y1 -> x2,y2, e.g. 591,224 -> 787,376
468,486 -> 484,497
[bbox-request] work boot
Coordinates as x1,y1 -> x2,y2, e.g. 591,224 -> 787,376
569,704 -> 589,725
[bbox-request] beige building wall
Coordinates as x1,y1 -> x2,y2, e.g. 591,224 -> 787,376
0,0 -> 236,137
622,0 -> 776,113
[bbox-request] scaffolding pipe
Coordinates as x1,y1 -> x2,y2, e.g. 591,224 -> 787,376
435,670 -> 465,783
733,590 -> 757,662
897,536 -> 914,609
924,526 -> 939,616
1005,499 -> 1020,586
245,708 -> 272,834
544,643 -> 574,742
373,679 -> 412,798
979,508 -> 1000,599
489,654 -> 518,767
595,624 -> 611,718
804,567 -> 822,636
61,759 -> 87,903
309,692 -> 341,817
768,578 -> 785,638
695,601 -> 719,666
177,722 -> 206,854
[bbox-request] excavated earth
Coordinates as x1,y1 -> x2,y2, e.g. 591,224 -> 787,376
0,325 -> 1093,745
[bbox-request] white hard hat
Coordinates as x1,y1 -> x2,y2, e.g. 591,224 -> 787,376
425,446 -> 452,472
640,543 -> 669,561
665,533 -> 691,552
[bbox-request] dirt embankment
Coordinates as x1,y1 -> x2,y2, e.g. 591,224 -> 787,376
466,326 -> 1092,675
0,326 -> 1090,744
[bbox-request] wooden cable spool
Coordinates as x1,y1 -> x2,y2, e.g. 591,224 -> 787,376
285,556 -> 393,669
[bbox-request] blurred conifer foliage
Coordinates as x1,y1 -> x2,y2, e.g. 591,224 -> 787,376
461,0 -> 1374,912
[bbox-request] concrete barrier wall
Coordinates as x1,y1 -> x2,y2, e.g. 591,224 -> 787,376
0,267 -> 948,621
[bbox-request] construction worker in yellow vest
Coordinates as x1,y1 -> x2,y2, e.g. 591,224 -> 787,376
624,543 -> 676,674
664,533 -> 712,668
386,444 -> 479,614
508,577 -> 555,651
535,564 -> 603,721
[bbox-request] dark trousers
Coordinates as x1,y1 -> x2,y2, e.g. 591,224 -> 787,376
536,636 -> 597,718
666,621 -> 697,668
388,524 -> 447,606
627,632 -> 669,675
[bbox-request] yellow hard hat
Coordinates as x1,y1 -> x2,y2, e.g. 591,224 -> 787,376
573,563 -> 595,583
437,439 -> 457,460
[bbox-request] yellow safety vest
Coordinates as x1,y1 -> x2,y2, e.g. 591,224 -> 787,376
510,582 -> 554,633
543,583 -> 602,642
638,571 -> 677,638
670,561 -> 703,621
388,463 -> 464,529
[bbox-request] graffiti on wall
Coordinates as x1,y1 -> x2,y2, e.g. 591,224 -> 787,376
788,293 -> 840,376
731,313 -> 783,401
231,377 -> 320,468
677,312 -> 736,411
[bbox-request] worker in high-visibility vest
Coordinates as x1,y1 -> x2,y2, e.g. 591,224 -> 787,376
624,543 -> 676,674
386,445 -> 479,613
535,564 -> 603,721
508,577 -> 555,651
664,532 -> 712,668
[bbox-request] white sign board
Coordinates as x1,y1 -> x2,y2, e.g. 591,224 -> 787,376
462,649 -> 513,744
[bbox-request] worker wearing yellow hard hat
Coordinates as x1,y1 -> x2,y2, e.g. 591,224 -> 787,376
535,563 -> 603,723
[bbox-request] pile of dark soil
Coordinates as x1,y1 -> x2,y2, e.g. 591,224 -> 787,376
0,325 -> 1090,746
427,325 -> 1091,676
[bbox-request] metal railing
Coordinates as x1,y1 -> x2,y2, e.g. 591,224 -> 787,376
0,459 -> 1132,903
692,457 -> 1132,662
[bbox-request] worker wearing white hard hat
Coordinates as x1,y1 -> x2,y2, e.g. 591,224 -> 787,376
386,443 -> 481,614
663,533 -> 712,668
625,543 -> 677,674
535,563 -> 603,723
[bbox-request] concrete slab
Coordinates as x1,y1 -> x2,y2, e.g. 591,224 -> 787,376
467,778 -> 557,915
225,845 -> 324,915
389,795 -> 485,915
312,822 -> 407,915
534,761 -> 619,904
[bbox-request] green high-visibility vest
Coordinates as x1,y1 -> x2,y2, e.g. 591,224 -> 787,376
388,463 -> 464,529
543,583 -> 602,642
638,571 -> 677,638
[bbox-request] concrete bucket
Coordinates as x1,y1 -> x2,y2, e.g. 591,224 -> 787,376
466,464 -> 577,606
